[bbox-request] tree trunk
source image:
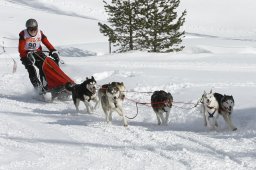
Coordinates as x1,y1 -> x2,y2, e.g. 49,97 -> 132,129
109,41 -> 112,54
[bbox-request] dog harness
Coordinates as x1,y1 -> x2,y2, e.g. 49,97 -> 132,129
207,107 -> 216,118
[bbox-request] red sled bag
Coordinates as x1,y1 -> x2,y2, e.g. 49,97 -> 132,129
42,57 -> 74,91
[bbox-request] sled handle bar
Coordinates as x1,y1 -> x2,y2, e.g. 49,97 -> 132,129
29,50 -> 65,65
28,50 -> 50,54
42,50 -> 50,54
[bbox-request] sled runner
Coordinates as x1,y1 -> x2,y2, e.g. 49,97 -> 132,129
32,51 -> 74,101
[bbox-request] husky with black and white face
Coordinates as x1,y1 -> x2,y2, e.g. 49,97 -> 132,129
65,76 -> 99,113
99,82 -> 127,127
201,90 -> 219,130
214,93 -> 237,131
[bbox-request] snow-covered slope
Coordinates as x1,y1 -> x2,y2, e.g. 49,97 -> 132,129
0,0 -> 256,169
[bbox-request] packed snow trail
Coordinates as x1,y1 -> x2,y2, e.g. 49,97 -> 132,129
1,0 -> 256,169
1,52 -> 256,169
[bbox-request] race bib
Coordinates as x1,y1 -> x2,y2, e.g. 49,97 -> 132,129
23,29 -> 42,51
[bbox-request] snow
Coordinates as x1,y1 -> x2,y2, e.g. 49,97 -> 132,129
0,0 -> 256,169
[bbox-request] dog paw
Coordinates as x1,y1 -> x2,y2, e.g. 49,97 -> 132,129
124,124 -> 128,127
106,120 -> 112,124
232,128 -> 237,131
85,108 -> 94,114
84,110 -> 93,114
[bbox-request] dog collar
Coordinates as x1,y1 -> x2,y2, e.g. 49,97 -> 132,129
207,106 -> 214,109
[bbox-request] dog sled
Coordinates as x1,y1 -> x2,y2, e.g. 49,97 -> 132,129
31,51 -> 74,102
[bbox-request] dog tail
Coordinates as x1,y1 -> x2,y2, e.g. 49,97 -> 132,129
65,82 -> 75,91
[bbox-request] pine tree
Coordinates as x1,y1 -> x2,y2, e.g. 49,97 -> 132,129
98,0 -> 138,53
99,0 -> 186,53
136,0 -> 186,52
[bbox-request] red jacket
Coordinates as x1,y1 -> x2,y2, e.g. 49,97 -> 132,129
18,29 -> 55,58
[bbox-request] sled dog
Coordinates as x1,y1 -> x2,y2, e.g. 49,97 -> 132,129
98,82 -> 127,126
151,90 -> 173,125
214,93 -> 237,131
65,76 -> 99,113
200,90 -> 219,130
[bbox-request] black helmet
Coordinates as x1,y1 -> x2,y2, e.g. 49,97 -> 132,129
26,19 -> 38,28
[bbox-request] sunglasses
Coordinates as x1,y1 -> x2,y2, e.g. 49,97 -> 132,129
28,27 -> 38,32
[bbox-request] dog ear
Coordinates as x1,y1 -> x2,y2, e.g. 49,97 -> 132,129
210,89 -> 212,93
167,92 -> 173,99
91,76 -> 94,80
231,96 -> 235,103
86,77 -> 88,80
220,96 -> 224,102
204,90 -> 207,95
111,82 -> 117,86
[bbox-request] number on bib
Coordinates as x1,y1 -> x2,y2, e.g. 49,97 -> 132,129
28,43 -> 36,49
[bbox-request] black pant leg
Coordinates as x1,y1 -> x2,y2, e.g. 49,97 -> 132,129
33,52 -> 47,87
21,57 -> 41,88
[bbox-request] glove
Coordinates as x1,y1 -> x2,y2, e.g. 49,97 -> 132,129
27,51 -> 35,64
50,50 -> 60,65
